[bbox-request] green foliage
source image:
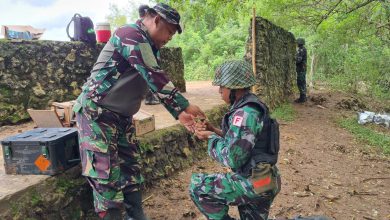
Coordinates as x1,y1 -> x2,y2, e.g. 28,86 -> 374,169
108,0 -> 390,99
168,21 -> 247,80
106,1 -> 141,30
30,189 -> 42,206
271,103 -> 296,122
338,117 -> 390,154
55,177 -> 84,193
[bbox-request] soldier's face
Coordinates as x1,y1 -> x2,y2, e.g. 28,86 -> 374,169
219,86 -> 231,104
150,16 -> 176,49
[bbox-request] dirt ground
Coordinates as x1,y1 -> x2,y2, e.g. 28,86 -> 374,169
142,87 -> 390,220
0,83 -> 389,220
0,81 -> 224,200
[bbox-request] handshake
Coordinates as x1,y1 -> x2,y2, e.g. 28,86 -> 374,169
178,104 -> 222,140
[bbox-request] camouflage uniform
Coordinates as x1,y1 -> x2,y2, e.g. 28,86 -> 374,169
190,61 -> 281,220
296,38 -> 307,102
73,3 -> 186,217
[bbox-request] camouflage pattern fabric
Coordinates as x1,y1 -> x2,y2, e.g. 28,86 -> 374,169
296,46 -> 307,96
76,19 -> 188,119
75,95 -> 143,213
152,3 -> 182,34
190,99 -> 281,219
213,60 -> 256,89
297,71 -> 307,96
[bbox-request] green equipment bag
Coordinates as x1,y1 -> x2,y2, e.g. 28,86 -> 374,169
250,163 -> 277,194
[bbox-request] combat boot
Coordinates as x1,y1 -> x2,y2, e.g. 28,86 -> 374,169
145,92 -> 160,105
124,191 -> 149,220
294,94 -> 306,103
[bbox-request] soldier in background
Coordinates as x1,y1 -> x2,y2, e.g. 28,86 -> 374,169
295,38 -> 307,103
191,60 -> 281,220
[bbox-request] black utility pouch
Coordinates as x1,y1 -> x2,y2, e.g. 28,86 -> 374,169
269,118 -> 280,154
250,163 -> 277,194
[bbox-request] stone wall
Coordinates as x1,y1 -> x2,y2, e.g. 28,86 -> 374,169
0,105 -> 227,220
245,17 -> 296,109
0,40 -> 185,125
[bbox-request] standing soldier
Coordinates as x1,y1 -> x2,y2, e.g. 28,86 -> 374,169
295,38 -> 307,103
191,60 -> 281,220
73,3 -> 204,220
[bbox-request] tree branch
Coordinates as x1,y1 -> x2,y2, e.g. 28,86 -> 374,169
377,22 -> 390,29
316,0 -> 344,28
346,0 -> 377,14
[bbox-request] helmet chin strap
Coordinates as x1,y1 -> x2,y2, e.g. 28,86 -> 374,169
229,89 -> 236,105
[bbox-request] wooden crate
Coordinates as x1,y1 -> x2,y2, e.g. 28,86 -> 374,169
27,101 -> 76,128
133,110 -> 155,136
51,101 -> 76,127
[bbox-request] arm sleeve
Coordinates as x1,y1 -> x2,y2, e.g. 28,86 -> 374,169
303,48 -> 307,65
207,107 -> 263,169
112,26 -> 189,119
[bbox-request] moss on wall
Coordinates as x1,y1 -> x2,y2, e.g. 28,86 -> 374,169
0,41 -> 185,125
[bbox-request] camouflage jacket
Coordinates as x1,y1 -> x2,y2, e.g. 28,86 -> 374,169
296,46 -> 307,72
208,95 -> 264,170
76,20 -> 188,118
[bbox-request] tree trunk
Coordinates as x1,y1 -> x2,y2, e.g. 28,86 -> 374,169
308,52 -> 317,92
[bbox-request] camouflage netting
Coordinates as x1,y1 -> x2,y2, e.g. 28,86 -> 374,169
0,105 -> 227,220
245,17 -> 296,109
159,47 -> 186,93
0,40 -> 185,125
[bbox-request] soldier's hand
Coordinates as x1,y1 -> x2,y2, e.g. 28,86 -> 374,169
184,104 -> 205,118
178,111 -> 195,133
194,119 -> 215,132
194,130 -> 214,140
194,120 -> 207,131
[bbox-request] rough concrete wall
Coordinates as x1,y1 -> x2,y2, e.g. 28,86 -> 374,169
0,40 -> 185,125
245,17 -> 296,109
0,105 -> 227,220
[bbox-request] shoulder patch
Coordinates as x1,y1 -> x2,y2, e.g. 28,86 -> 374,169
139,43 -> 158,68
232,115 -> 243,127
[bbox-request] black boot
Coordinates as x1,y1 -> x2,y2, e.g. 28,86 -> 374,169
124,191 -> 149,220
145,91 -> 160,105
294,94 -> 306,103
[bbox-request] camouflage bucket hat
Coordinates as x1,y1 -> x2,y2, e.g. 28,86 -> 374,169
297,38 -> 305,45
152,3 -> 182,34
213,60 -> 256,89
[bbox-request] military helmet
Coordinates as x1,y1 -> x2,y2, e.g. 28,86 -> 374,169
297,38 -> 305,45
212,60 -> 256,89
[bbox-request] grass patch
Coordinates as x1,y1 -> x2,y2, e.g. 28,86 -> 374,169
271,103 -> 296,122
338,117 -> 390,154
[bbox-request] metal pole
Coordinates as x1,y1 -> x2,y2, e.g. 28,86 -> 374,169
251,7 -> 257,93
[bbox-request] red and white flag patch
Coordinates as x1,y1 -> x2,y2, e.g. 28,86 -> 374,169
232,115 -> 243,127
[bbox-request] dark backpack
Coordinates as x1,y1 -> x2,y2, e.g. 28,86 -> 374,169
66,13 -> 96,45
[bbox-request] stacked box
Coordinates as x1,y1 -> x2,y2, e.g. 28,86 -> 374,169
133,110 -> 155,136
1,128 -> 80,175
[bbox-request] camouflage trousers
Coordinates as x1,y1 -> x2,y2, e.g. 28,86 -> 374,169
189,168 -> 281,220
74,97 -> 144,213
297,71 -> 307,96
